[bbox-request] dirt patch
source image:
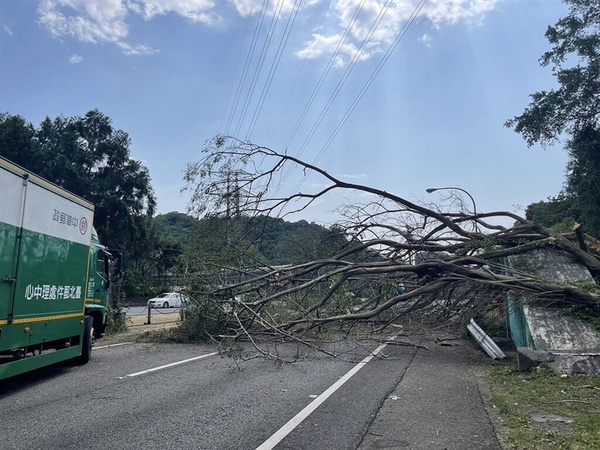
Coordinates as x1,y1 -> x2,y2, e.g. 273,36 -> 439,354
128,310 -> 180,327
101,311 -> 181,344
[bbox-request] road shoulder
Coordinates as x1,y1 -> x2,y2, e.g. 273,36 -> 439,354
359,335 -> 502,450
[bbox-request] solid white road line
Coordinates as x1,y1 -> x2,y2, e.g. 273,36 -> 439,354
95,342 -> 133,349
255,340 -> 393,450
120,352 -> 219,379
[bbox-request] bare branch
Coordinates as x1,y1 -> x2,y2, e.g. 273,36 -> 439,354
181,137 -> 600,349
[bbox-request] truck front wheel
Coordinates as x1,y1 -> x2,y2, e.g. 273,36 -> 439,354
91,312 -> 106,339
75,316 -> 94,365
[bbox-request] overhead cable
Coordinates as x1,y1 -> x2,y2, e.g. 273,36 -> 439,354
234,0 -> 286,139
314,0 -> 429,166
224,0 -> 269,137
245,0 -> 302,140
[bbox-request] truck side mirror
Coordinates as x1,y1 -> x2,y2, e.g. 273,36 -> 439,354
108,249 -> 123,283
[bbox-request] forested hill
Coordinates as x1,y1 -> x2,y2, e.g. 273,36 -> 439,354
153,212 -> 199,246
153,212 -> 352,266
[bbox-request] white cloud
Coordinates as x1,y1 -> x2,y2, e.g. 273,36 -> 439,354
3,25 -> 14,36
424,0 -> 498,26
69,53 -> 83,63
36,0 -> 211,55
296,33 -> 369,68
297,0 -> 499,67
36,0 -> 498,62
230,0 -> 298,18
38,0 -> 129,44
117,42 -> 158,56
132,0 -> 220,25
342,173 -> 367,180
420,33 -> 432,48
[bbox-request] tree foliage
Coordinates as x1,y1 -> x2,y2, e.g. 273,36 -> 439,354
179,137 -> 600,345
0,110 -> 156,248
0,110 -> 157,297
123,220 -> 183,297
505,0 -> 600,146
506,0 -> 600,237
525,194 -> 580,233
565,126 -> 600,235
154,211 -> 199,247
179,214 -> 360,294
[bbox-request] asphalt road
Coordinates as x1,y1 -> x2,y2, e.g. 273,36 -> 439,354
0,338 -> 416,450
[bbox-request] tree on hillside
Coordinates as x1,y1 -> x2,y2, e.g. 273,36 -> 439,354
506,0 -> 600,237
123,220 -> 183,296
180,217 -> 276,309
154,212 -> 200,247
180,137 -> 600,346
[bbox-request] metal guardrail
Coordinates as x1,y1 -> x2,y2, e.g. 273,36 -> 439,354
467,318 -> 506,360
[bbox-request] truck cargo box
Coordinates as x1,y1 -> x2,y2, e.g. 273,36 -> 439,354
0,157 -> 96,379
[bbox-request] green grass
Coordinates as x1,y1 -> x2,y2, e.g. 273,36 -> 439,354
488,363 -> 600,449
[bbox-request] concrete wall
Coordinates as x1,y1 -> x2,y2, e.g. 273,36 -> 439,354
507,248 -> 600,375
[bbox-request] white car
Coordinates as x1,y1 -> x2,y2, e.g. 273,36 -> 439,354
147,292 -> 186,309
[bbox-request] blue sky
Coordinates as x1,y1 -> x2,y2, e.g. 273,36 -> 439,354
1,0 -> 569,225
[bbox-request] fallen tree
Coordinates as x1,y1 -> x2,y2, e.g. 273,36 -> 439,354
179,136 -> 600,345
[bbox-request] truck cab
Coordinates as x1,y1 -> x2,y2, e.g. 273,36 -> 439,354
85,228 -> 122,338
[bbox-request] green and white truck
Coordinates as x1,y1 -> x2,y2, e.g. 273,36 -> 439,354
0,156 -> 121,380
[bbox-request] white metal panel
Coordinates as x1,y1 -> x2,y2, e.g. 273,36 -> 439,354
22,182 -> 94,246
0,164 -> 26,228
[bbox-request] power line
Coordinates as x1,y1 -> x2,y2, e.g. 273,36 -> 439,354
224,0 -> 269,137
294,0 -> 395,163
279,0 -> 367,156
266,1 -> 332,147
223,0 -> 429,225
234,0 -> 286,139
314,0 -> 428,166
270,0 -> 368,197
220,8 -> 254,134
245,0 -> 302,141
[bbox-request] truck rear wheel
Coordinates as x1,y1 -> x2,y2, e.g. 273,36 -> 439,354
75,316 -> 94,365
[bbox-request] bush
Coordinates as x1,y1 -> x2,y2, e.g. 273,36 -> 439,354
163,298 -> 236,343
106,304 -> 128,335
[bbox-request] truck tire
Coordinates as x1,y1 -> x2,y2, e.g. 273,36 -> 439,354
75,316 -> 94,365
91,313 -> 106,339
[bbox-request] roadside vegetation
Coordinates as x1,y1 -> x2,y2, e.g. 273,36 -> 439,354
489,364 -> 600,449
